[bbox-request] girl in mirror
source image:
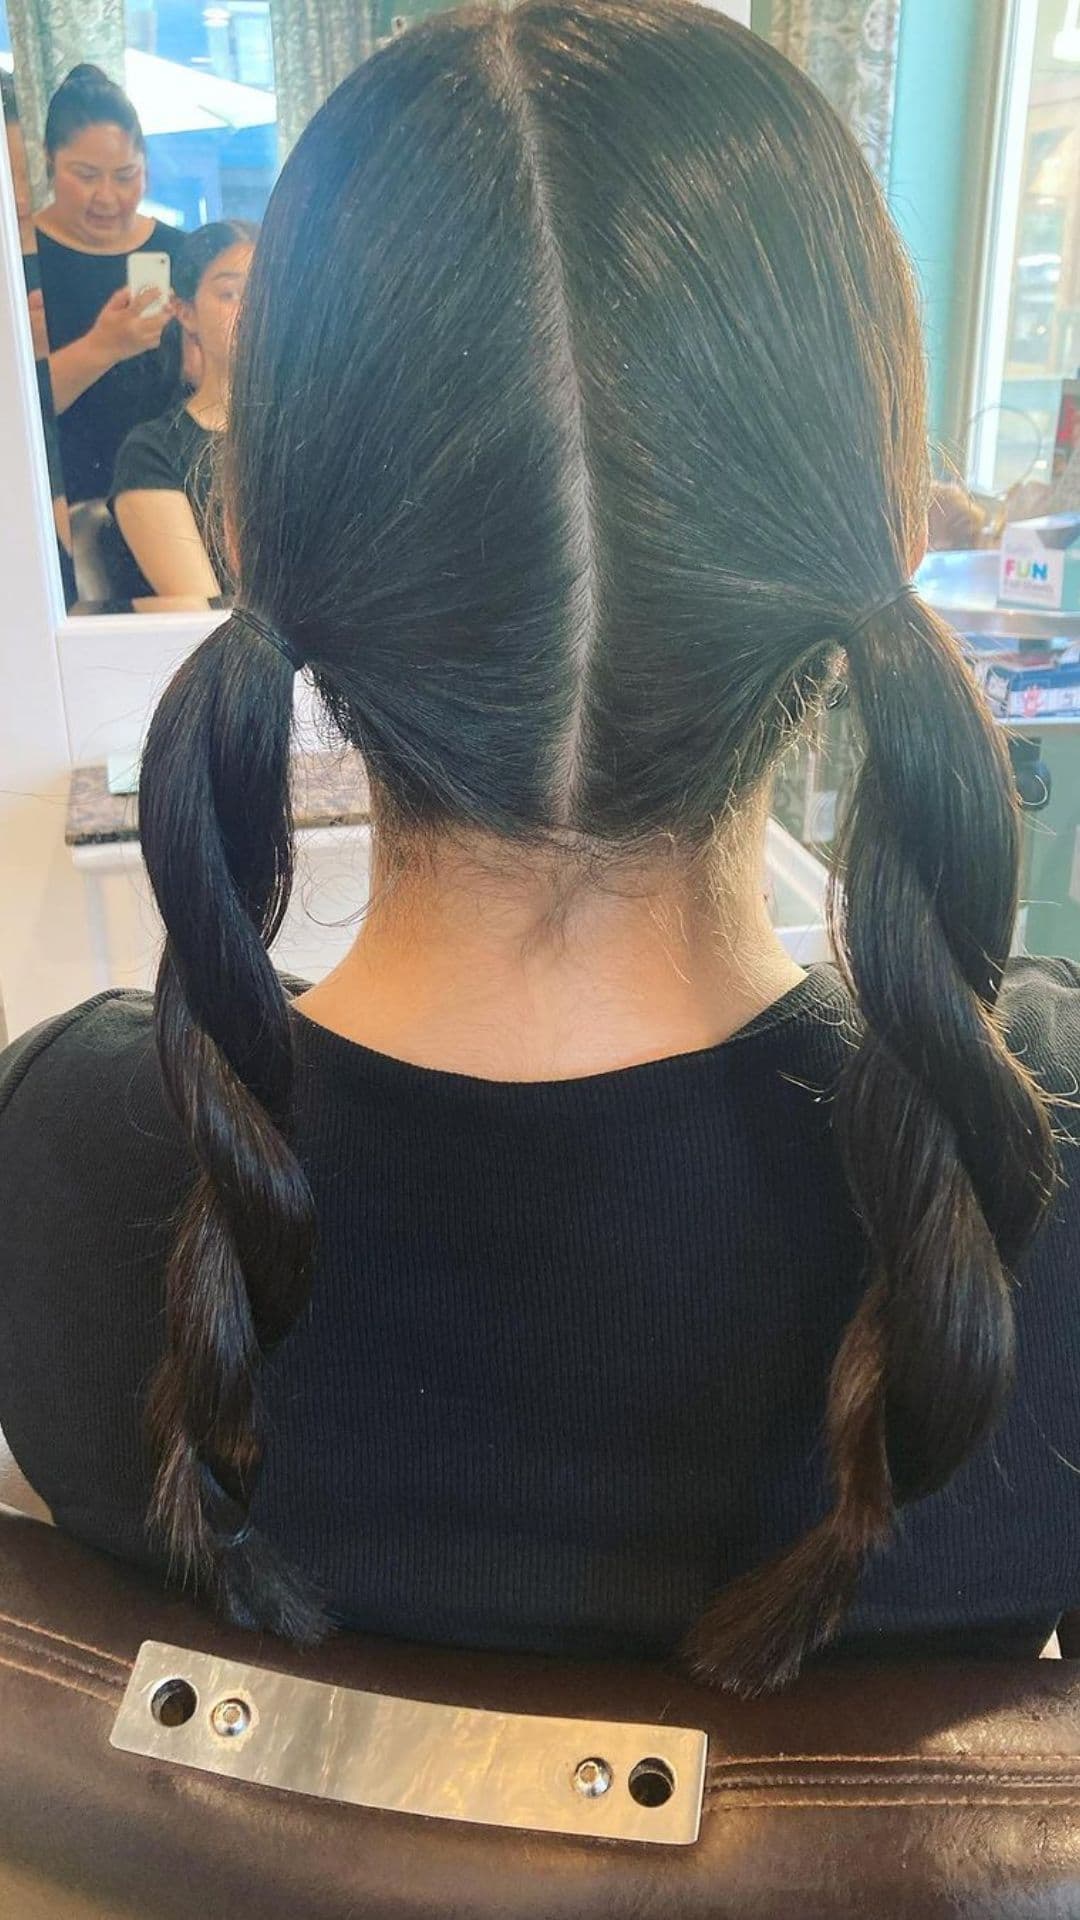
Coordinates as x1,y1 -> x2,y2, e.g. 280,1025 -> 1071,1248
35,64 -> 184,507
111,221 -> 257,606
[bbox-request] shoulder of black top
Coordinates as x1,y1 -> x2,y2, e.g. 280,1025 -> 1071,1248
154,222 -> 187,255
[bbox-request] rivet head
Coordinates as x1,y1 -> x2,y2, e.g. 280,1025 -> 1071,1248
210,1697 -> 251,1738
573,1757 -> 613,1798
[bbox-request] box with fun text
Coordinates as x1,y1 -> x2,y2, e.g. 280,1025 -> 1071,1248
999,514 -> 1080,613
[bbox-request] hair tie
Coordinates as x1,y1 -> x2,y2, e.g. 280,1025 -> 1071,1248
234,604 -> 303,672
845,582 -> 917,643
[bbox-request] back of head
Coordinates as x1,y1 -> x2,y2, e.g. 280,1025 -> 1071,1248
139,0 -> 1059,1684
228,0 -> 928,837
45,62 -> 143,161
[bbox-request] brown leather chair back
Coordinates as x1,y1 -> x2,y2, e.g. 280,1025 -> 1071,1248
1,1503 -> 1079,1920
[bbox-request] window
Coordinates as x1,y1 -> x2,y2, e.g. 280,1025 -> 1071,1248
972,0 -> 1080,493
124,1 -> 278,230
0,4 -> 279,232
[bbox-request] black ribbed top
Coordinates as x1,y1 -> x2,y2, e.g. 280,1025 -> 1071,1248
2,959 -> 1079,1661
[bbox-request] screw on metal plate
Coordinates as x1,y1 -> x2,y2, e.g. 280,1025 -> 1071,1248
210,1697 -> 252,1738
572,1757 -> 613,1798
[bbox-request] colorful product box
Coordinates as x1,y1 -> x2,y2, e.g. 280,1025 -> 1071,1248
983,656 -> 1080,720
999,513 -> 1080,613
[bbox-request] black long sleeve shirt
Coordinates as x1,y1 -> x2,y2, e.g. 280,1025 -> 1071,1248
2,961 -> 1079,1662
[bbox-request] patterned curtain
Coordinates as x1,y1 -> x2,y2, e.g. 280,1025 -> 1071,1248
268,0 -> 463,158
770,0 -> 901,181
267,0 -> 377,159
7,0 -> 125,210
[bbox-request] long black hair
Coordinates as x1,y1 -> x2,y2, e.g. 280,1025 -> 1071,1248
45,64 -> 144,167
139,0 -> 1059,1683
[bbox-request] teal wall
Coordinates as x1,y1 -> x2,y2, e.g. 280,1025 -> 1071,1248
889,0 -> 999,458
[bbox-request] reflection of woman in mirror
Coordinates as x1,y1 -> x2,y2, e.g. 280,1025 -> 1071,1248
2,67 -> 76,604
111,222 -> 257,605
35,65 -> 184,506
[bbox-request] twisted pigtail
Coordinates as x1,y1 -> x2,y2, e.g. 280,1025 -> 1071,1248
138,613 -> 327,1640
683,592 -> 1058,1694
833,596 -> 1056,1477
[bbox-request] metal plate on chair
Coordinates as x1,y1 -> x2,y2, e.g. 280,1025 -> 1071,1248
111,1641 -> 707,1845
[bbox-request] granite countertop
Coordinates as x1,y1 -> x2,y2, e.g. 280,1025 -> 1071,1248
66,749 -> 371,848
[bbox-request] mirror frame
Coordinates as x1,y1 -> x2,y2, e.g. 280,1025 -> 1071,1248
0,105 -> 217,1036
0,166 -> 215,757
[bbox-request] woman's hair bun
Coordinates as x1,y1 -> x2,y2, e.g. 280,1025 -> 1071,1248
56,63 -> 115,93
45,61 -> 144,160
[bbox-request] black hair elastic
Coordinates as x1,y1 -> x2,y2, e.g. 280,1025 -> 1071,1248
234,604 -> 304,672
845,582 -> 917,643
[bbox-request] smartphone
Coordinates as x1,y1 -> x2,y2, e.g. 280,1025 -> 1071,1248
126,250 -> 171,317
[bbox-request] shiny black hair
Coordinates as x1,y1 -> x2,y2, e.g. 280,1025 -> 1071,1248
140,0 -> 1058,1686
45,63 -> 144,163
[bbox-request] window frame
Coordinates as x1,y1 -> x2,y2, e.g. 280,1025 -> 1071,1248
968,0 -> 1070,492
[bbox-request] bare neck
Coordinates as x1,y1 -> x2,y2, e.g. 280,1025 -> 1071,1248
294,813 -> 804,1082
186,360 -> 228,430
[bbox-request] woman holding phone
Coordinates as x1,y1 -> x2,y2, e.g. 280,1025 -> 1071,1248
112,221 -> 257,603
35,64 -> 184,505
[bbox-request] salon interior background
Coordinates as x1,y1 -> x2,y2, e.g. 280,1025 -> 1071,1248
0,0 -> 1077,1039
0,0 -> 1004,459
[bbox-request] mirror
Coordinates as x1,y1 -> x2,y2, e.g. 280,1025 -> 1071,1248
2,59 -> 74,606
0,0 -> 505,617
0,0 -> 282,614
0,0 -> 750,623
